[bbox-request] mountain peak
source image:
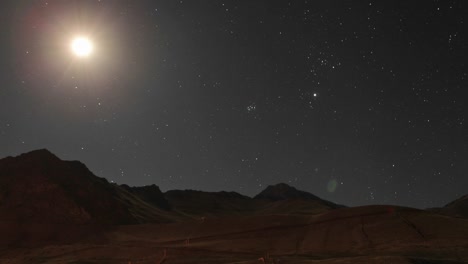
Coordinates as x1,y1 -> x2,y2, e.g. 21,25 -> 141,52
121,184 -> 171,211
18,148 -> 59,161
0,149 -> 62,167
254,183 -> 319,201
0,149 -> 142,225
441,194 -> 468,208
254,183 -> 344,209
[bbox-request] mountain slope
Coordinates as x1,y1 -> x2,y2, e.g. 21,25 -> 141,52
0,150 -> 343,226
444,194 -> 468,217
430,194 -> 468,218
0,149 -> 135,225
0,149 -> 174,226
254,183 -> 344,209
164,190 -> 255,217
121,184 -> 171,211
164,183 -> 343,217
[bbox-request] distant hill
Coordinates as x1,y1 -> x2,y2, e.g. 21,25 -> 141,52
120,184 -> 171,211
430,194 -> 468,218
0,149 -> 343,225
444,194 -> 468,217
1,149 -> 468,262
254,183 -> 345,209
164,190 -> 255,217
254,183 -> 322,201
164,183 -> 343,217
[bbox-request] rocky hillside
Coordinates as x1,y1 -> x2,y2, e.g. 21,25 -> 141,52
0,149 -> 174,226
430,194 -> 468,218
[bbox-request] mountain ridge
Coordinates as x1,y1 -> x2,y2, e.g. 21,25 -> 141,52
0,149 -> 346,221
429,194 -> 468,218
1,149 -> 468,261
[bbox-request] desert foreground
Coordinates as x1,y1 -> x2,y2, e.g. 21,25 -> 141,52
2,206 -> 468,264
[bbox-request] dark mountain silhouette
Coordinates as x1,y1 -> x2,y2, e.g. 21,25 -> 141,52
0,149 -> 342,227
164,184 -> 343,217
254,183 -> 344,209
121,184 -> 171,211
444,194 -> 468,217
164,190 -> 254,217
0,149 -> 176,226
0,149 -> 135,225
254,183 -> 320,201
430,194 -> 468,218
0,149 -> 186,247
1,150 -> 468,263
0,149 -> 343,247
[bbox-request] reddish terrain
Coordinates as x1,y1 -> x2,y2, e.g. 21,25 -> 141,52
1,150 -> 467,263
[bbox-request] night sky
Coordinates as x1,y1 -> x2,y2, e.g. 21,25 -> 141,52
0,0 -> 466,209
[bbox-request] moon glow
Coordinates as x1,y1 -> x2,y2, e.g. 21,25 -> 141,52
71,37 -> 93,57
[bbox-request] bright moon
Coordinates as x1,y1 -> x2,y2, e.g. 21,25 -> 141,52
71,37 -> 93,57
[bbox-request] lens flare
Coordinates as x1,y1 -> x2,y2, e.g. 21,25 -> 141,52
327,179 -> 338,193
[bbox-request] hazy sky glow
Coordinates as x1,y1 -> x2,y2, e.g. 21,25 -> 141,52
0,0 -> 466,209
